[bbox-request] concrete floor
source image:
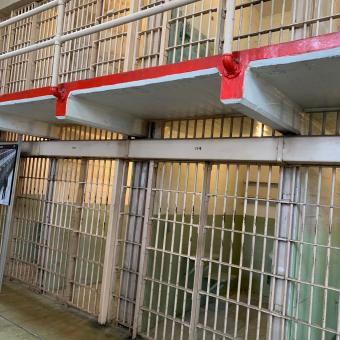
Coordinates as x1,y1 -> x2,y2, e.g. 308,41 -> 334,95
0,282 -> 131,340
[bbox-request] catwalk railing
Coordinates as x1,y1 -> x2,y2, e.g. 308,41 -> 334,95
0,0 -> 339,94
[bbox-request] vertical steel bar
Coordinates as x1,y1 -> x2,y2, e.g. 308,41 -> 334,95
270,166 -> 295,339
51,0 -> 65,86
132,160 -> 155,338
98,159 -> 127,324
223,0 -> 235,54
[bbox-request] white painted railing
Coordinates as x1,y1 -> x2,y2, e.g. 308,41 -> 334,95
0,0 -> 235,88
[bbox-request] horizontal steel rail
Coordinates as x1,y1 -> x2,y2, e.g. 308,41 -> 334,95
0,0 -> 59,29
21,136 -> 340,165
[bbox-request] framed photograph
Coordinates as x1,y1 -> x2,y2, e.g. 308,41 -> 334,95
0,144 -> 19,206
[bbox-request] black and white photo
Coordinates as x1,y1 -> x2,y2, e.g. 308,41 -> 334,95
0,145 -> 18,206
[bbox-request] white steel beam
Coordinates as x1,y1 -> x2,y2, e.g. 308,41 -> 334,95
21,136 -> 340,164
98,160 -> 127,325
22,140 -> 129,158
224,70 -> 302,134
0,113 -> 60,139
64,96 -> 148,137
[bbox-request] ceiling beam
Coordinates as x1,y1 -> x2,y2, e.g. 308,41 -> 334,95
64,96 -> 149,137
222,69 -> 302,134
0,112 -> 60,139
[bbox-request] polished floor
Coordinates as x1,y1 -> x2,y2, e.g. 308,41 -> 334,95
0,282 -> 130,340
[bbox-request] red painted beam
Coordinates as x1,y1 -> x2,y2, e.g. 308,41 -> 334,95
0,31 -> 338,120
220,31 -> 340,101
0,86 -> 56,103
55,55 -> 223,117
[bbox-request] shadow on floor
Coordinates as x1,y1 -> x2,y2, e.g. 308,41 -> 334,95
0,282 -> 131,340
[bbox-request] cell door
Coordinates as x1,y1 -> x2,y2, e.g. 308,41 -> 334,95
136,161 -> 282,340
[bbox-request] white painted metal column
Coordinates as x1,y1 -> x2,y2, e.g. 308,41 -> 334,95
0,136 -> 22,291
223,0 -> 235,54
269,166 -> 297,339
51,0 -> 65,86
132,160 -> 155,338
98,159 -> 127,325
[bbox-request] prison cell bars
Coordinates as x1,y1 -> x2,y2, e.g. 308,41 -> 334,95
233,0 -> 340,51
1,114 -> 336,336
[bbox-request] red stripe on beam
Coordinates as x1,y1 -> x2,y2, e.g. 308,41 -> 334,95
0,87 -> 56,103
0,31 -> 338,118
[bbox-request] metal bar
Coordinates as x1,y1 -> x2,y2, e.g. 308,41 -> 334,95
98,159 -> 127,324
51,0 -> 65,86
0,0 -> 59,29
21,136 -> 340,164
118,161 -> 149,327
215,0 -> 226,55
0,135 -> 22,291
132,160 -> 155,337
269,166 -> 296,339
223,0 -> 236,54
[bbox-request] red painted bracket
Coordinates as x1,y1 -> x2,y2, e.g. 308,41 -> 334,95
222,53 -> 241,79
